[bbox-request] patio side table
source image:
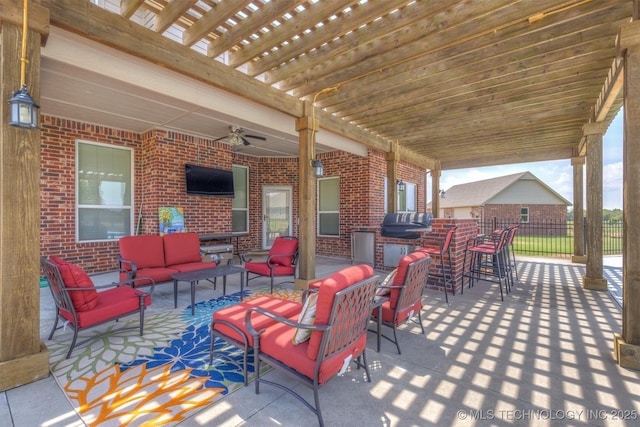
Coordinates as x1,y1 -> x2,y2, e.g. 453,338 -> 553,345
170,265 -> 247,315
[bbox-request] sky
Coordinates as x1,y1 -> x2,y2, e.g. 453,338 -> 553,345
435,109 -> 624,210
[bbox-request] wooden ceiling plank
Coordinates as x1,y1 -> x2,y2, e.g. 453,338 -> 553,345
207,0 -> 304,59
153,0 -> 196,34
231,0 -> 354,69
256,0 -> 441,80
280,0 -> 575,96
183,0 -> 252,47
320,5 -> 628,112
120,0 -> 145,19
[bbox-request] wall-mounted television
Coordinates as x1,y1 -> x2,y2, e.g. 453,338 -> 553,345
185,164 -> 234,197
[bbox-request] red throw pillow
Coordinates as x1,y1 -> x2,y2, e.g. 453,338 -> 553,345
49,257 -> 99,312
269,238 -> 298,266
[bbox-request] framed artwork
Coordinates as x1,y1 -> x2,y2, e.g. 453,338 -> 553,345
158,207 -> 185,235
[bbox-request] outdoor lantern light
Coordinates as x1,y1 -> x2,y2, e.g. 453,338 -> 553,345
8,0 -> 39,129
9,84 -> 39,129
311,159 -> 324,178
397,180 -> 406,191
440,189 -> 446,198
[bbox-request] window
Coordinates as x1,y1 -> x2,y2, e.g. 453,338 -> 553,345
384,178 -> 417,213
232,165 -> 249,233
318,177 -> 340,236
520,207 -> 530,223
77,141 -> 133,242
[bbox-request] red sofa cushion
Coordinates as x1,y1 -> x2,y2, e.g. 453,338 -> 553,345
49,257 -> 98,312
60,285 -> 151,329
213,296 -> 302,346
389,251 -> 429,309
163,232 -> 202,266
269,237 -> 298,266
119,235 -> 165,269
260,320 -> 367,385
307,264 -> 374,360
244,262 -> 296,277
119,267 -> 178,285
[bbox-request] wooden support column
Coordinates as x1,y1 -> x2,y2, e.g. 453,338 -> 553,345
615,21 -> 640,370
582,122 -> 607,291
0,3 -> 50,391
571,156 -> 586,263
430,169 -> 441,218
294,102 -> 318,289
385,142 -> 400,214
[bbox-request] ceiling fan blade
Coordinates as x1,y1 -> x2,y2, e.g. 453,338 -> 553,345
212,136 -> 228,142
241,136 -> 251,146
245,134 -> 266,141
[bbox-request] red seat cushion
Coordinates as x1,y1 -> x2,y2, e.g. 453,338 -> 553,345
259,321 -> 367,385
163,232 -> 202,266
244,262 -> 296,277
120,267 -> 179,285
49,257 -> 98,312
119,235 -> 165,269
213,296 -> 302,346
307,264 -> 374,360
60,285 -> 151,329
374,299 -> 422,326
389,251 -> 429,310
268,238 -> 298,266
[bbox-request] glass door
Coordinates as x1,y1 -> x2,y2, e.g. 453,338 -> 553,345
262,186 -> 292,249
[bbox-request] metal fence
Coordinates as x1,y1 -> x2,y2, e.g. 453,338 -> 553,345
477,218 -> 623,258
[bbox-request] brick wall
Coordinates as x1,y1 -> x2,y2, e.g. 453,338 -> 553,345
39,115 -> 428,274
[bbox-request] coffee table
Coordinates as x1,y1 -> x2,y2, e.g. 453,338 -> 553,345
170,265 -> 247,315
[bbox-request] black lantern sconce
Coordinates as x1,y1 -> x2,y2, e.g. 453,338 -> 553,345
397,180 -> 406,191
8,0 -> 39,129
311,159 -> 324,178
440,189 -> 446,198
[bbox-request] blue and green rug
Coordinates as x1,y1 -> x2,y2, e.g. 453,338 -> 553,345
47,286 -> 301,426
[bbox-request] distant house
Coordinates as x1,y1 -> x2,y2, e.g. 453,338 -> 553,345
433,172 -> 571,227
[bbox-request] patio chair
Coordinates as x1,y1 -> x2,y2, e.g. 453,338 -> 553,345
371,251 -> 432,354
245,264 -> 379,427
241,236 -> 299,293
41,257 -> 153,359
462,228 -> 511,300
416,226 -> 457,303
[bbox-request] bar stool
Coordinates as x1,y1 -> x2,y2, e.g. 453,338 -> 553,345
462,228 -> 510,301
416,226 -> 457,303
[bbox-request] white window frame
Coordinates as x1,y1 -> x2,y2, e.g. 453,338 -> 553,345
384,178 -> 417,213
232,165 -> 249,233
76,140 -> 134,242
520,207 -> 530,223
317,176 -> 340,237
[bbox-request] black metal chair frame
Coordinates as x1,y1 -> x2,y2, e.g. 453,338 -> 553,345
418,226 -> 457,303
462,229 -> 511,301
41,257 -> 154,359
373,255 -> 432,354
241,235 -> 299,293
245,275 -> 379,427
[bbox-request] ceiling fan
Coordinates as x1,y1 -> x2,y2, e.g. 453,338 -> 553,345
213,125 -> 266,146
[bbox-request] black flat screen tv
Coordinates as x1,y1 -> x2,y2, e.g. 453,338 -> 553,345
185,164 -> 234,197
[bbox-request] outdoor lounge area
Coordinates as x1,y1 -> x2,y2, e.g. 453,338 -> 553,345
2,255 -> 638,426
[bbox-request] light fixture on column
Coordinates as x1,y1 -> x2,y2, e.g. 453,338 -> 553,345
397,180 -> 406,191
8,0 -> 39,129
440,189 -> 446,198
311,159 -> 324,178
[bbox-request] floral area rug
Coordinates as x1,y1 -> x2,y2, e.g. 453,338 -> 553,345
47,286 -> 301,426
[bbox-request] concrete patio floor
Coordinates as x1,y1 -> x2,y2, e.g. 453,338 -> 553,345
1,255 -> 639,426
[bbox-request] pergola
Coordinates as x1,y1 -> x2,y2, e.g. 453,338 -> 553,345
0,0 -> 639,390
